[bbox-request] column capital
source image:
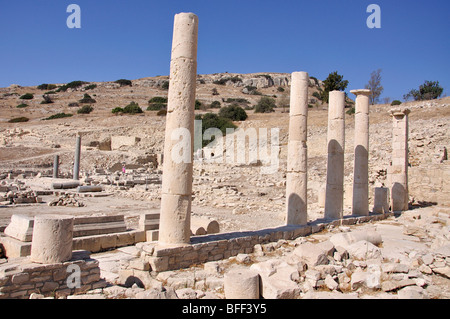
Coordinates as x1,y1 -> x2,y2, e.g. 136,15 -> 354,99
350,89 -> 371,96
390,108 -> 411,117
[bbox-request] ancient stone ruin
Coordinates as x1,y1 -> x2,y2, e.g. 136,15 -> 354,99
0,12 -> 449,300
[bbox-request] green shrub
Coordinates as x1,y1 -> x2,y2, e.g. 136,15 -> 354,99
37,83 -> 56,90
123,102 -> 143,114
254,96 -> 276,113
79,93 -> 96,104
346,107 -> 355,115
195,100 -> 203,110
8,117 -> 29,123
16,103 -> 28,108
213,78 -> 228,85
68,102 -> 80,107
44,113 -> 73,120
157,109 -> 167,116
147,97 -> 168,111
219,104 -> 248,121
77,105 -> 94,114
115,79 -> 132,87
391,100 -> 402,106
312,91 -> 322,100
112,107 -> 124,114
20,93 -> 34,100
161,81 -> 169,90
210,101 -> 221,109
149,97 -> 168,104
277,87 -> 285,92
56,81 -> 88,92
84,84 -> 97,90
195,113 -> 237,147
147,103 -> 166,111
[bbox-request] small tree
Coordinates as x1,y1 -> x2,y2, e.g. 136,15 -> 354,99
254,97 -> 276,113
404,80 -> 443,101
219,104 -> 248,121
123,102 -> 143,114
321,71 -> 349,103
77,105 -> 94,114
365,69 -> 384,105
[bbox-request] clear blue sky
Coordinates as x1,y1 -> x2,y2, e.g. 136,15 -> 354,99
0,0 -> 449,101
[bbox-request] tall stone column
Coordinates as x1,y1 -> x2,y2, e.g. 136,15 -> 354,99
158,12 -> 198,245
324,91 -> 345,220
53,155 -> 59,179
73,134 -> 81,180
286,71 -> 309,225
350,89 -> 371,216
389,108 -> 410,212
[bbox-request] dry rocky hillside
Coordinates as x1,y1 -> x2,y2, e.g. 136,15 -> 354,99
0,73 -> 449,299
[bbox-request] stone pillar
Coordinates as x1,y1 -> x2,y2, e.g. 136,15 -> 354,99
286,71 -> 309,225
373,187 -> 389,214
53,155 -> 59,179
350,89 -> 371,216
389,108 -> 410,212
73,134 -> 81,180
158,12 -> 198,245
324,91 -> 345,220
30,215 -> 74,264
224,269 -> 260,299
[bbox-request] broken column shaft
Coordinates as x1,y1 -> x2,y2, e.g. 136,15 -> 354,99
158,12 -> 198,245
350,89 -> 371,216
390,108 -> 410,212
73,134 -> 81,180
324,90 -> 345,220
286,71 -> 309,225
53,155 -> 59,179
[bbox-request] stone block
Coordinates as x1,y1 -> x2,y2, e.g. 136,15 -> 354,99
4,214 -> 34,242
111,136 -> 140,150
30,215 -> 74,264
224,269 -> 260,299
293,242 -> 329,268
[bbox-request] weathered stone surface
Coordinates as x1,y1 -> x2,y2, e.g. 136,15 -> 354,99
397,286 -> 429,299
293,242 -> 329,267
224,269 -> 259,299
30,215 -> 74,264
249,259 -> 300,299
346,240 -> 381,260
4,215 -> 34,242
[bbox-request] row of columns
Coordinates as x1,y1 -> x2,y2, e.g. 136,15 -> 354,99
286,81 -> 409,224
157,12 -> 410,246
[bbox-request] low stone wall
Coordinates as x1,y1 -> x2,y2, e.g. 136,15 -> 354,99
0,252 -> 106,299
409,162 -> 449,205
128,213 -> 393,273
